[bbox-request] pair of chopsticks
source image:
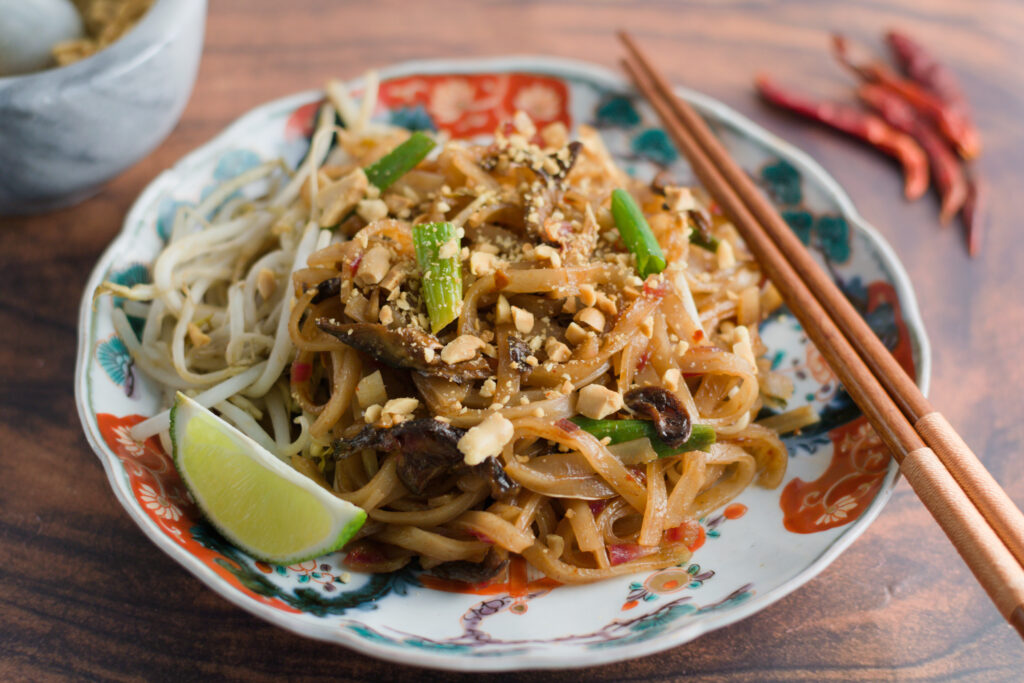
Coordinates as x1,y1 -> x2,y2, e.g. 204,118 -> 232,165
619,31 -> 1024,637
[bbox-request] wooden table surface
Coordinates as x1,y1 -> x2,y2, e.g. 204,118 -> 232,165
3,0 -> 1023,680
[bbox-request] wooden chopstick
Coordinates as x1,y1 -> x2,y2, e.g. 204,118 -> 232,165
619,32 -> 1024,574
618,34 -> 1024,637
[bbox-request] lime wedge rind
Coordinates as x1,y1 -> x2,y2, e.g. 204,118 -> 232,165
169,393 -> 365,564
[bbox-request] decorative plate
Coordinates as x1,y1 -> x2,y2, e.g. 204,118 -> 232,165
74,57 -> 930,671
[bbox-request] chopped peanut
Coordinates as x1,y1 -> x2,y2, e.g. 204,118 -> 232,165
458,412 -> 514,466
578,284 -> 597,307
577,384 -> 623,420
363,404 -> 383,424
534,244 -> 562,268
356,198 -> 389,223
662,368 -> 682,392
318,168 -> 369,227
379,304 -> 394,326
469,250 -> 498,276
575,307 -> 605,332
495,295 -> 512,324
441,335 -> 486,364
565,322 -> 589,346
544,337 -> 571,362
511,306 -> 535,334
354,245 -> 391,287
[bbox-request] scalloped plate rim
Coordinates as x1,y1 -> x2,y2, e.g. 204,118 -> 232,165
74,55 -> 930,672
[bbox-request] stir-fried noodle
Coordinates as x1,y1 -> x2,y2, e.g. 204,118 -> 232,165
102,75 -> 805,583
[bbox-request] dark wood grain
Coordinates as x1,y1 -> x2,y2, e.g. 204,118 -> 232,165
2,0 -> 1023,680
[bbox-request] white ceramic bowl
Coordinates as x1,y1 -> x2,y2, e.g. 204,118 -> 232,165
75,57 -> 930,671
0,0 -> 206,215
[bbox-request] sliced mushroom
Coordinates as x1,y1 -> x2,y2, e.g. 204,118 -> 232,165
624,386 -> 693,448
331,419 -> 518,499
507,334 -> 532,373
316,320 -> 492,383
311,277 -> 341,304
429,548 -> 509,583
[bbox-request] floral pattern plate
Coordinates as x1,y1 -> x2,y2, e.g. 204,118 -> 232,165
74,57 -> 930,671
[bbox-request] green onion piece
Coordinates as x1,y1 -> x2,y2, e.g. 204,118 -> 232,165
688,230 -> 720,252
364,132 -> 436,191
412,221 -> 462,334
610,188 -> 667,278
570,416 -> 715,457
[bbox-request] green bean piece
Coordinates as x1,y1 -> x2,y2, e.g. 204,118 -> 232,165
412,221 -> 462,334
570,416 -> 716,457
364,132 -> 436,191
610,188 -> 667,278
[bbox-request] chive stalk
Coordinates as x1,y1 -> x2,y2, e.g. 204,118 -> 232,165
610,188 -> 667,278
364,132 -> 436,191
412,221 -> 462,334
688,230 -> 720,252
570,416 -> 716,457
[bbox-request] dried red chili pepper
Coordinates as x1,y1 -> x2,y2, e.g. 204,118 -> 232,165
755,75 -> 928,200
885,30 -> 967,109
832,34 -> 981,160
858,83 -> 967,223
962,170 -> 984,257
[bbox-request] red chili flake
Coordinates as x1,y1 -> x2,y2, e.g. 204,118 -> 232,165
635,350 -> 652,372
588,500 -> 609,517
466,529 -> 494,544
664,519 -> 702,549
692,329 -> 704,342
642,279 -> 669,297
557,418 -> 580,433
342,545 -> 386,569
608,543 -> 658,566
682,372 -> 700,379
350,253 -> 363,274
608,543 -> 644,566
291,362 -> 312,383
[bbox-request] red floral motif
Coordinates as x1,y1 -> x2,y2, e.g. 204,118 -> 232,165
781,280 -> 915,534
780,417 -> 891,533
284,101 -> 321,140
378,73 -> 570,138
96,414 -> 301,614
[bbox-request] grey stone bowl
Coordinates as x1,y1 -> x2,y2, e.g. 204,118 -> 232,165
0,0 -> 207,215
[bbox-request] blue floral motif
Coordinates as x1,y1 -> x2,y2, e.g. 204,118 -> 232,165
761,159 -> 851,264
389,105 -> 436,131
596,95 -> 641,127
214,149 -> 263,181
96,336 -> 135,397
761,159 -> 803,205
108,262 -> 151,337
156,197 -> 192,242
631,128 -> 678,165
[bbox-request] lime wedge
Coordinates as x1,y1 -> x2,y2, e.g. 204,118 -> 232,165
169,393 -> 365,564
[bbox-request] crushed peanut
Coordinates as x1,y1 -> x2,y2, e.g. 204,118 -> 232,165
511,306 -> 535,334
575,307 -> 605,332
441,334 -> 486,364
458,413 -> 514,466
577,384 -> 624,420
